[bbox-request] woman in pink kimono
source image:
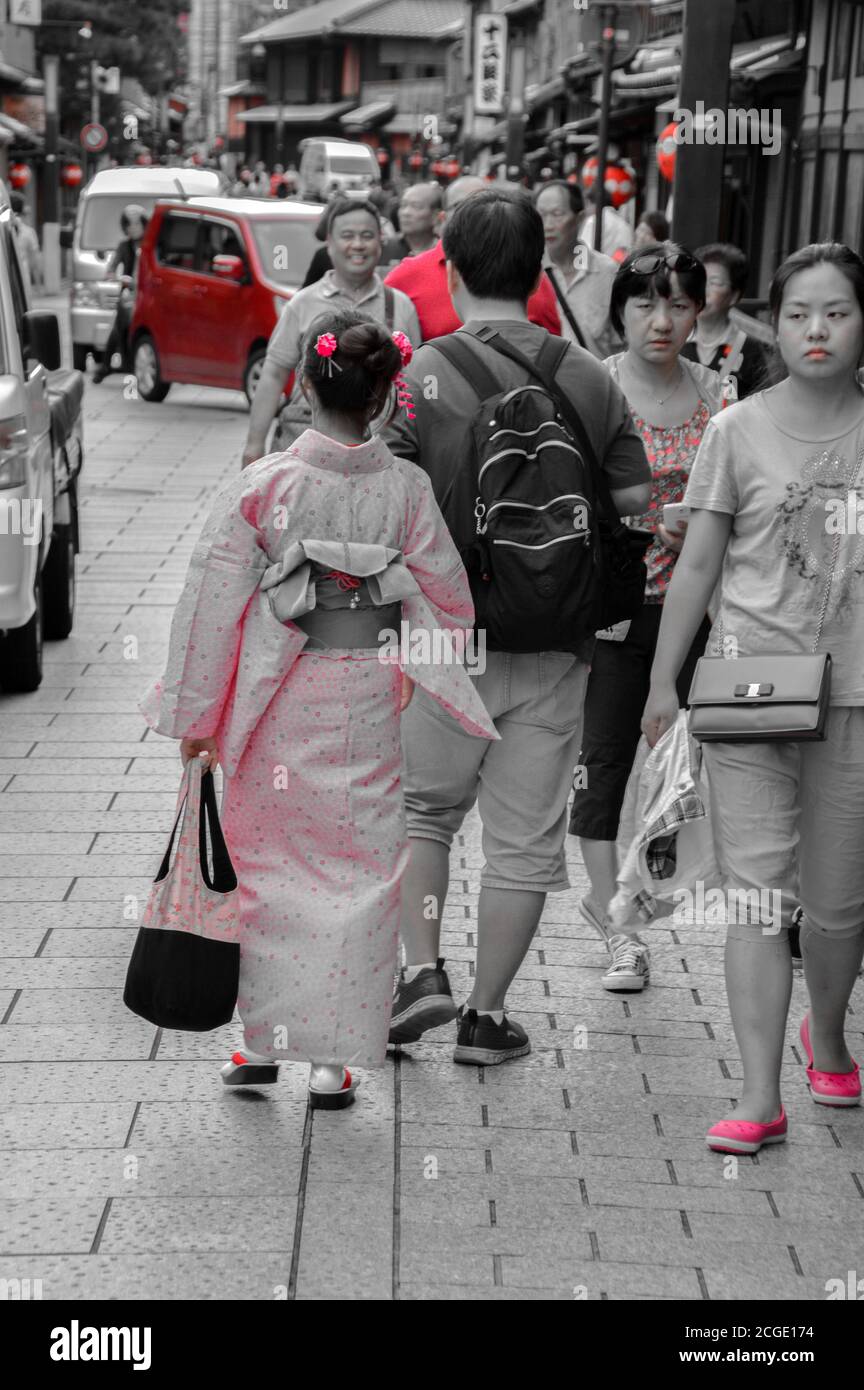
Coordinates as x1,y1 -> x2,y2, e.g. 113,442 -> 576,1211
140,312 -> 497,1109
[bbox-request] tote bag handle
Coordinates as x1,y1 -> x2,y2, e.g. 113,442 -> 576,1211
153,758 -> 237,894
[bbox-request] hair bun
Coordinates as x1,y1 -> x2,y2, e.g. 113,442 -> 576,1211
338,321 -> 401,378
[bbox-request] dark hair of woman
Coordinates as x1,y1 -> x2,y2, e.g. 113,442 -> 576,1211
638,210 -> 670,242
301,309 -> 403,421
768,241 -> 864,325
758,242 -> 864,388
609,240 -> 706,337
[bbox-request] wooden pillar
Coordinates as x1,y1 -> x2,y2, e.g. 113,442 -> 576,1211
671,0 -> 736,251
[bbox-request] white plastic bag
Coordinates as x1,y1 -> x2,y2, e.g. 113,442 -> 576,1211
609,711 -> 720,929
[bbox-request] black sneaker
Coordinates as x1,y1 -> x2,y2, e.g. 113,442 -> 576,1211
453,1007 -> 531,1066
388,957 -> 457,1044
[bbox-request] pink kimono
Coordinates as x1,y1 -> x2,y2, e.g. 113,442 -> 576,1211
140,429 -> 498,1068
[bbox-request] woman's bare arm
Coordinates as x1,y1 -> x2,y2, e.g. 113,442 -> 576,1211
642,508 -> 732,746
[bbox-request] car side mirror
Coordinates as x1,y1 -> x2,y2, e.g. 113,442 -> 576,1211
23,312 -> 62,371
211,253 -> 246,282
59,224 -> 74,250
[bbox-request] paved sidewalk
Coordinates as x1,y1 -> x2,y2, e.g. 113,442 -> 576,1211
1,376 -> 863,1301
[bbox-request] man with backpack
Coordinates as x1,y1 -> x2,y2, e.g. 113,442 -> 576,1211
386,188 -> 651,1064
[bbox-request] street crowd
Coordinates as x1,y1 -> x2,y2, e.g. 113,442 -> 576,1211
132,173 -> 864,1151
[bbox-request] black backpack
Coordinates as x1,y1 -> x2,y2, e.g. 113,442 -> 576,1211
431,326 -> 650,654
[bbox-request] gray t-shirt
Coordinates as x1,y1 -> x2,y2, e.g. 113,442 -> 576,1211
684,388 -> 864,703
386,319 -> 650,502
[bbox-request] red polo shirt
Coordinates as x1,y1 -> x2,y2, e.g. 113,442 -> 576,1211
384,241 -> 561,340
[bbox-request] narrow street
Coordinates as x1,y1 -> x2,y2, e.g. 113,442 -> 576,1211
1,349 -> 862,1302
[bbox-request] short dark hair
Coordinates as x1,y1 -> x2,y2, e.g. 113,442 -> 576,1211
638,210 -> 670,242
609,241 -> 706,337
10,191 -> 24,214
695,241 -> 749,296
326,198 -> 381,237
533,179 -> 584,217
768,242 -> 864,324
301,309 -> 402,418
441,188 -> 544,302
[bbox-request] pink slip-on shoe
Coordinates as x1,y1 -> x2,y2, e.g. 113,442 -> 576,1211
706,1107 -> 788,1154
799,1014 -> 861,1107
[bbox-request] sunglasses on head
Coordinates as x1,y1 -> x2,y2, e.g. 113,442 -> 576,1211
625,251 -> 699,277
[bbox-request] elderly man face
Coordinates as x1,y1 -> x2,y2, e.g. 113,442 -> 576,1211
535,183 -> 583,265
398,183 -> 442,241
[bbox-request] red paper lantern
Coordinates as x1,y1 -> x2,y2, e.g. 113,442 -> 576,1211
580,157 -> 635,209
656,122 -> 679,182
444,157 -> 460,179
9,162 -> 30,189
135,151 -> 153,166
61,163 -> 83,188
376,149 -> 389,166
408,152 -> 423,170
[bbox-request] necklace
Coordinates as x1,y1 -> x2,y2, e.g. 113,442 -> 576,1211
624,357 -> 684,405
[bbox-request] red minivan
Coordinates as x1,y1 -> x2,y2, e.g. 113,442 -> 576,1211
129,196 -> 323,404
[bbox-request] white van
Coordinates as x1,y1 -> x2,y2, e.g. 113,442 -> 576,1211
298,139 -> 380,201
60,166 -> 222,372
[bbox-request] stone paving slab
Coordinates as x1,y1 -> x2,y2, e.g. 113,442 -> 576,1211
2,380 -> 863,1304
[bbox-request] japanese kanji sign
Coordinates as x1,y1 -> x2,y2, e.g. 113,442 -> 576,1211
473,13 -> 508,116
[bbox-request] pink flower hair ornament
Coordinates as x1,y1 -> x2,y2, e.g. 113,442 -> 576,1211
392,330 -> 414,367
314,332 -> 342,377
391,332 -> 416,421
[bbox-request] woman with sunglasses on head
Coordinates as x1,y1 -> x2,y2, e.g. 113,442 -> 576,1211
643,243 -> 864,1154
568,244 -> 734,991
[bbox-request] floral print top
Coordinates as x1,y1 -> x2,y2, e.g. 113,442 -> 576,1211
604,354 -> 733,604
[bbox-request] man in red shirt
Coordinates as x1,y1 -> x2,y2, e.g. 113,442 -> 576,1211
385,175 -> 561,339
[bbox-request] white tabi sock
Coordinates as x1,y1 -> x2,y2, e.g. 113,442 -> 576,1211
239,1046 -> 276,1065
309,1063 -> 347,1092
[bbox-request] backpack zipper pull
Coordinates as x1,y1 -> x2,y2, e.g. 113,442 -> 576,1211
474,498 -> 487,536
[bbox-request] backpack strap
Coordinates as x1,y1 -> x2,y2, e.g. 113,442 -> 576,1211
543,265 -> 590,351
383,285 -> 395,332
427,331 -> 503,402
535,333 -> 571,385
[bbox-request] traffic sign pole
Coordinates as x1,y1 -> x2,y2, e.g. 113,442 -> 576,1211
91,61 -> 100,126
43,52 -> 61,295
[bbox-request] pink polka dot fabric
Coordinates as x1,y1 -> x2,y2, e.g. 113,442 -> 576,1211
221,649 -> 405,1067
139,429 -> 499,1069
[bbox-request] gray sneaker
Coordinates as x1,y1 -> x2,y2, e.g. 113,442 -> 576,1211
602,934 -> 650,992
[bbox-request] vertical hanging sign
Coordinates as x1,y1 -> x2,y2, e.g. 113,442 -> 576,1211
474,13 -> 508,116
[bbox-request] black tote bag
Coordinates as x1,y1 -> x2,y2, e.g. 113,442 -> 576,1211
124,757 -> 240,1031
